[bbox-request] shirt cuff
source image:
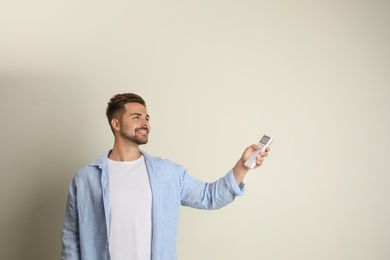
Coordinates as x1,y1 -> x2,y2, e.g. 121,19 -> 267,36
225,169 -> 245,196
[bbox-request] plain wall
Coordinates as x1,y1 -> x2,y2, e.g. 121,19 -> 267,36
1,1 -> 389,259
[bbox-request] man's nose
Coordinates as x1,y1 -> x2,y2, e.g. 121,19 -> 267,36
140,119 -> 149,126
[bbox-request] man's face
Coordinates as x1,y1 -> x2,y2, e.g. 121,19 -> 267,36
117,102 -> 150,145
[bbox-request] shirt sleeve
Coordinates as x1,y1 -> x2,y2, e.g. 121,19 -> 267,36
61,178 -> 81,260
180,168 -> 245,210
224,168 -> 245,196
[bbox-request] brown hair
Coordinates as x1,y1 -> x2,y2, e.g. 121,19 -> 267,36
106,93 -> 146,132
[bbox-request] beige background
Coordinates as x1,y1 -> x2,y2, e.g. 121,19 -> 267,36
1,0 -> 389,259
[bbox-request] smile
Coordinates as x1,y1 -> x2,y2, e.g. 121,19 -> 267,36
136,128 -> 149,134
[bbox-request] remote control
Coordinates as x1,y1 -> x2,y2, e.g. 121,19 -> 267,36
244,135 -> 273,169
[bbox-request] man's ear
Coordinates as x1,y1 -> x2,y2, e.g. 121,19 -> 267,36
111,119 -> 120,131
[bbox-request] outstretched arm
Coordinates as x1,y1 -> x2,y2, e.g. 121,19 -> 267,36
179,145 -> 270,210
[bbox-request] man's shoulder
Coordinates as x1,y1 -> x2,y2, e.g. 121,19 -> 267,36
72,164 -> 101,182
72,151 -> 109,179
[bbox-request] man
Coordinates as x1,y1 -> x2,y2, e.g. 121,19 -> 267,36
61,93 -> 270,260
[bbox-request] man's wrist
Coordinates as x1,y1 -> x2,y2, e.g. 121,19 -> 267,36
233,161 -> 249,185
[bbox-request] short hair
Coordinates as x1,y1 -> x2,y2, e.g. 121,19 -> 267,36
106,93 -> 146,132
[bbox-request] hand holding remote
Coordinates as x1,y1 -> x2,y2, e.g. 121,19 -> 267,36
244,135 -> 273,169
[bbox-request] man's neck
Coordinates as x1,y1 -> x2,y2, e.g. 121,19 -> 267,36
108,141 -> 142,162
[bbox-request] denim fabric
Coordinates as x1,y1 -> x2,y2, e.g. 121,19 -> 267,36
61,150 -> 245,260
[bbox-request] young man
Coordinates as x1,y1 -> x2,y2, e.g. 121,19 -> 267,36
61,93 -> 270,260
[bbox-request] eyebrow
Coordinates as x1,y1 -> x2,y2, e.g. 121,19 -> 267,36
130,113 -> 150,119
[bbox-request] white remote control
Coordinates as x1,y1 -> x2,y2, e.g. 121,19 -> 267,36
244,135 -> 273,169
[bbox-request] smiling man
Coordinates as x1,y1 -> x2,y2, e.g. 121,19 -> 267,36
61,93 -> 270,260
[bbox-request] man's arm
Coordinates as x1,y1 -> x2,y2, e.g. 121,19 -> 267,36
233,145 -> 270,186
179,145 -> 270,209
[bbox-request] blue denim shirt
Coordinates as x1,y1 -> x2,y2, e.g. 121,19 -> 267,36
61,150 -> 245,260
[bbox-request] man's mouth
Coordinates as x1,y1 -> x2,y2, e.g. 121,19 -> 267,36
136,128 -> 149,135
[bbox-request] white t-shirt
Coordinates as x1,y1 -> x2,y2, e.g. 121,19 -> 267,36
108,156 -> 152,260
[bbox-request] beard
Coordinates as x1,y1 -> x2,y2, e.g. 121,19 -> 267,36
119,127 -> 149,145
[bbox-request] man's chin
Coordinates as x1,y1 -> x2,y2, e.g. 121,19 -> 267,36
120,132 -> 149,145
138,140 -> 148,145
135,136 -> 148,145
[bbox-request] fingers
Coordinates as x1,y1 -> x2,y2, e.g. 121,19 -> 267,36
255,155 -> 265,167
260,147 -> 270,156
242,145 -> 271,169
254,147 -> 270,168
250,145 -> 270,153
